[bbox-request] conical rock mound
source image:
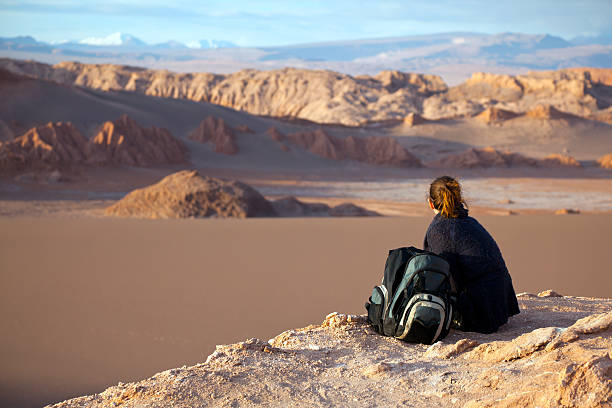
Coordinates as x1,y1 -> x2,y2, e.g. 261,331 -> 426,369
87,115 -> 188,166
474,107 -> 519,124
188,116 -> 238,155
105,170 -> 276,219
0,121 -> 88,171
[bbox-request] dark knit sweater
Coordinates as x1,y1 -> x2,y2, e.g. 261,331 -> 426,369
423,208 -> 520,333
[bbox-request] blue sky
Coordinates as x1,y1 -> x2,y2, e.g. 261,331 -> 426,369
0,0 -> 611,46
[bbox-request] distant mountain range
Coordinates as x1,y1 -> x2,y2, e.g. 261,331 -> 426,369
1,32 -> 611,84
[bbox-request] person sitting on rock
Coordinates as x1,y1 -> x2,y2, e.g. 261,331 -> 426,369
423,175 -> 520,333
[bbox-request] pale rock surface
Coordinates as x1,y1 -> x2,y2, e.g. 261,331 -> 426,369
188,116 -> 238,155
105,170 -> 276,219
0,121 -> 88,171
538,290 -> 563,297
87,115 -> 188,166
48,295 -> 612,408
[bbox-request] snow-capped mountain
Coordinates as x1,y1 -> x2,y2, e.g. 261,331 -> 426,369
78,32 -> 146,46
186,39 -> 237,49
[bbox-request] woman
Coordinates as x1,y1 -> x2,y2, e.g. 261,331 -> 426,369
423,176 -> 520,333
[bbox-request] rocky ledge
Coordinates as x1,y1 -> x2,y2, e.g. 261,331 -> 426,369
49,293 -> 611,407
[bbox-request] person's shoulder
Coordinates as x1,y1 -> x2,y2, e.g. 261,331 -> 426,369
427,214 -> 453,234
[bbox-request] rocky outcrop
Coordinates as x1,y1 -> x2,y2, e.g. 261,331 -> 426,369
105,170 -> 276,219
0,60 -> 447,126
474,107 -> 519,124
566,67 -> 612,86
0,117 -> 188,173
597,153 -> 612,169
403,112 -> 430,126
49,295 -> 612,408
88,115 -> 188,166
106,171 -> 380,219
539,154 -> 582,168
428,147 -> 535,168
271,196 -> 379,217
429,147 -> 582,169
424,69 -> 608,120
0,121 -> 88,171
3,59 -> 610,126
187,116 -> 238,155
287,129 -> 422,167
525,104 -> 581,120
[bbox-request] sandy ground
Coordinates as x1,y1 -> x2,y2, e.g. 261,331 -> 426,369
1,215 -> 612,407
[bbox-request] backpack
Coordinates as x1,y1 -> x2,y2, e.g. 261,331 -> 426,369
365,246 -> 454,344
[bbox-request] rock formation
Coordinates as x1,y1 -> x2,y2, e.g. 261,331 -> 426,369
287,129 -> 422,167
88,115 -> 188,166
0,121 -> 88,171
525,104 -> 581,121
105,170 -> 276,219
424,69 -> 610,120
0,59 -> 446,126
188,116 -> 238,155
474,107 -> 519,124
403,112 -> 430,127
48,294 -> 612,408
271,197 -> 379,217
539,154 -> 582,168
2,59 -> 610,126
428,147 -> 536,168
106,171 -> 379,219
597,153 -> 612,169
428,147 -> 582,169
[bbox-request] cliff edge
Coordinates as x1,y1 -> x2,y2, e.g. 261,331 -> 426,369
49,293 -> 612,407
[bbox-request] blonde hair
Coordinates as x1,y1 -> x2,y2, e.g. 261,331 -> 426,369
429,176 -> 467,218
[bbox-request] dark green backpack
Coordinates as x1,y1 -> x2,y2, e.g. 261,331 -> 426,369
365,247 -> 454,344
